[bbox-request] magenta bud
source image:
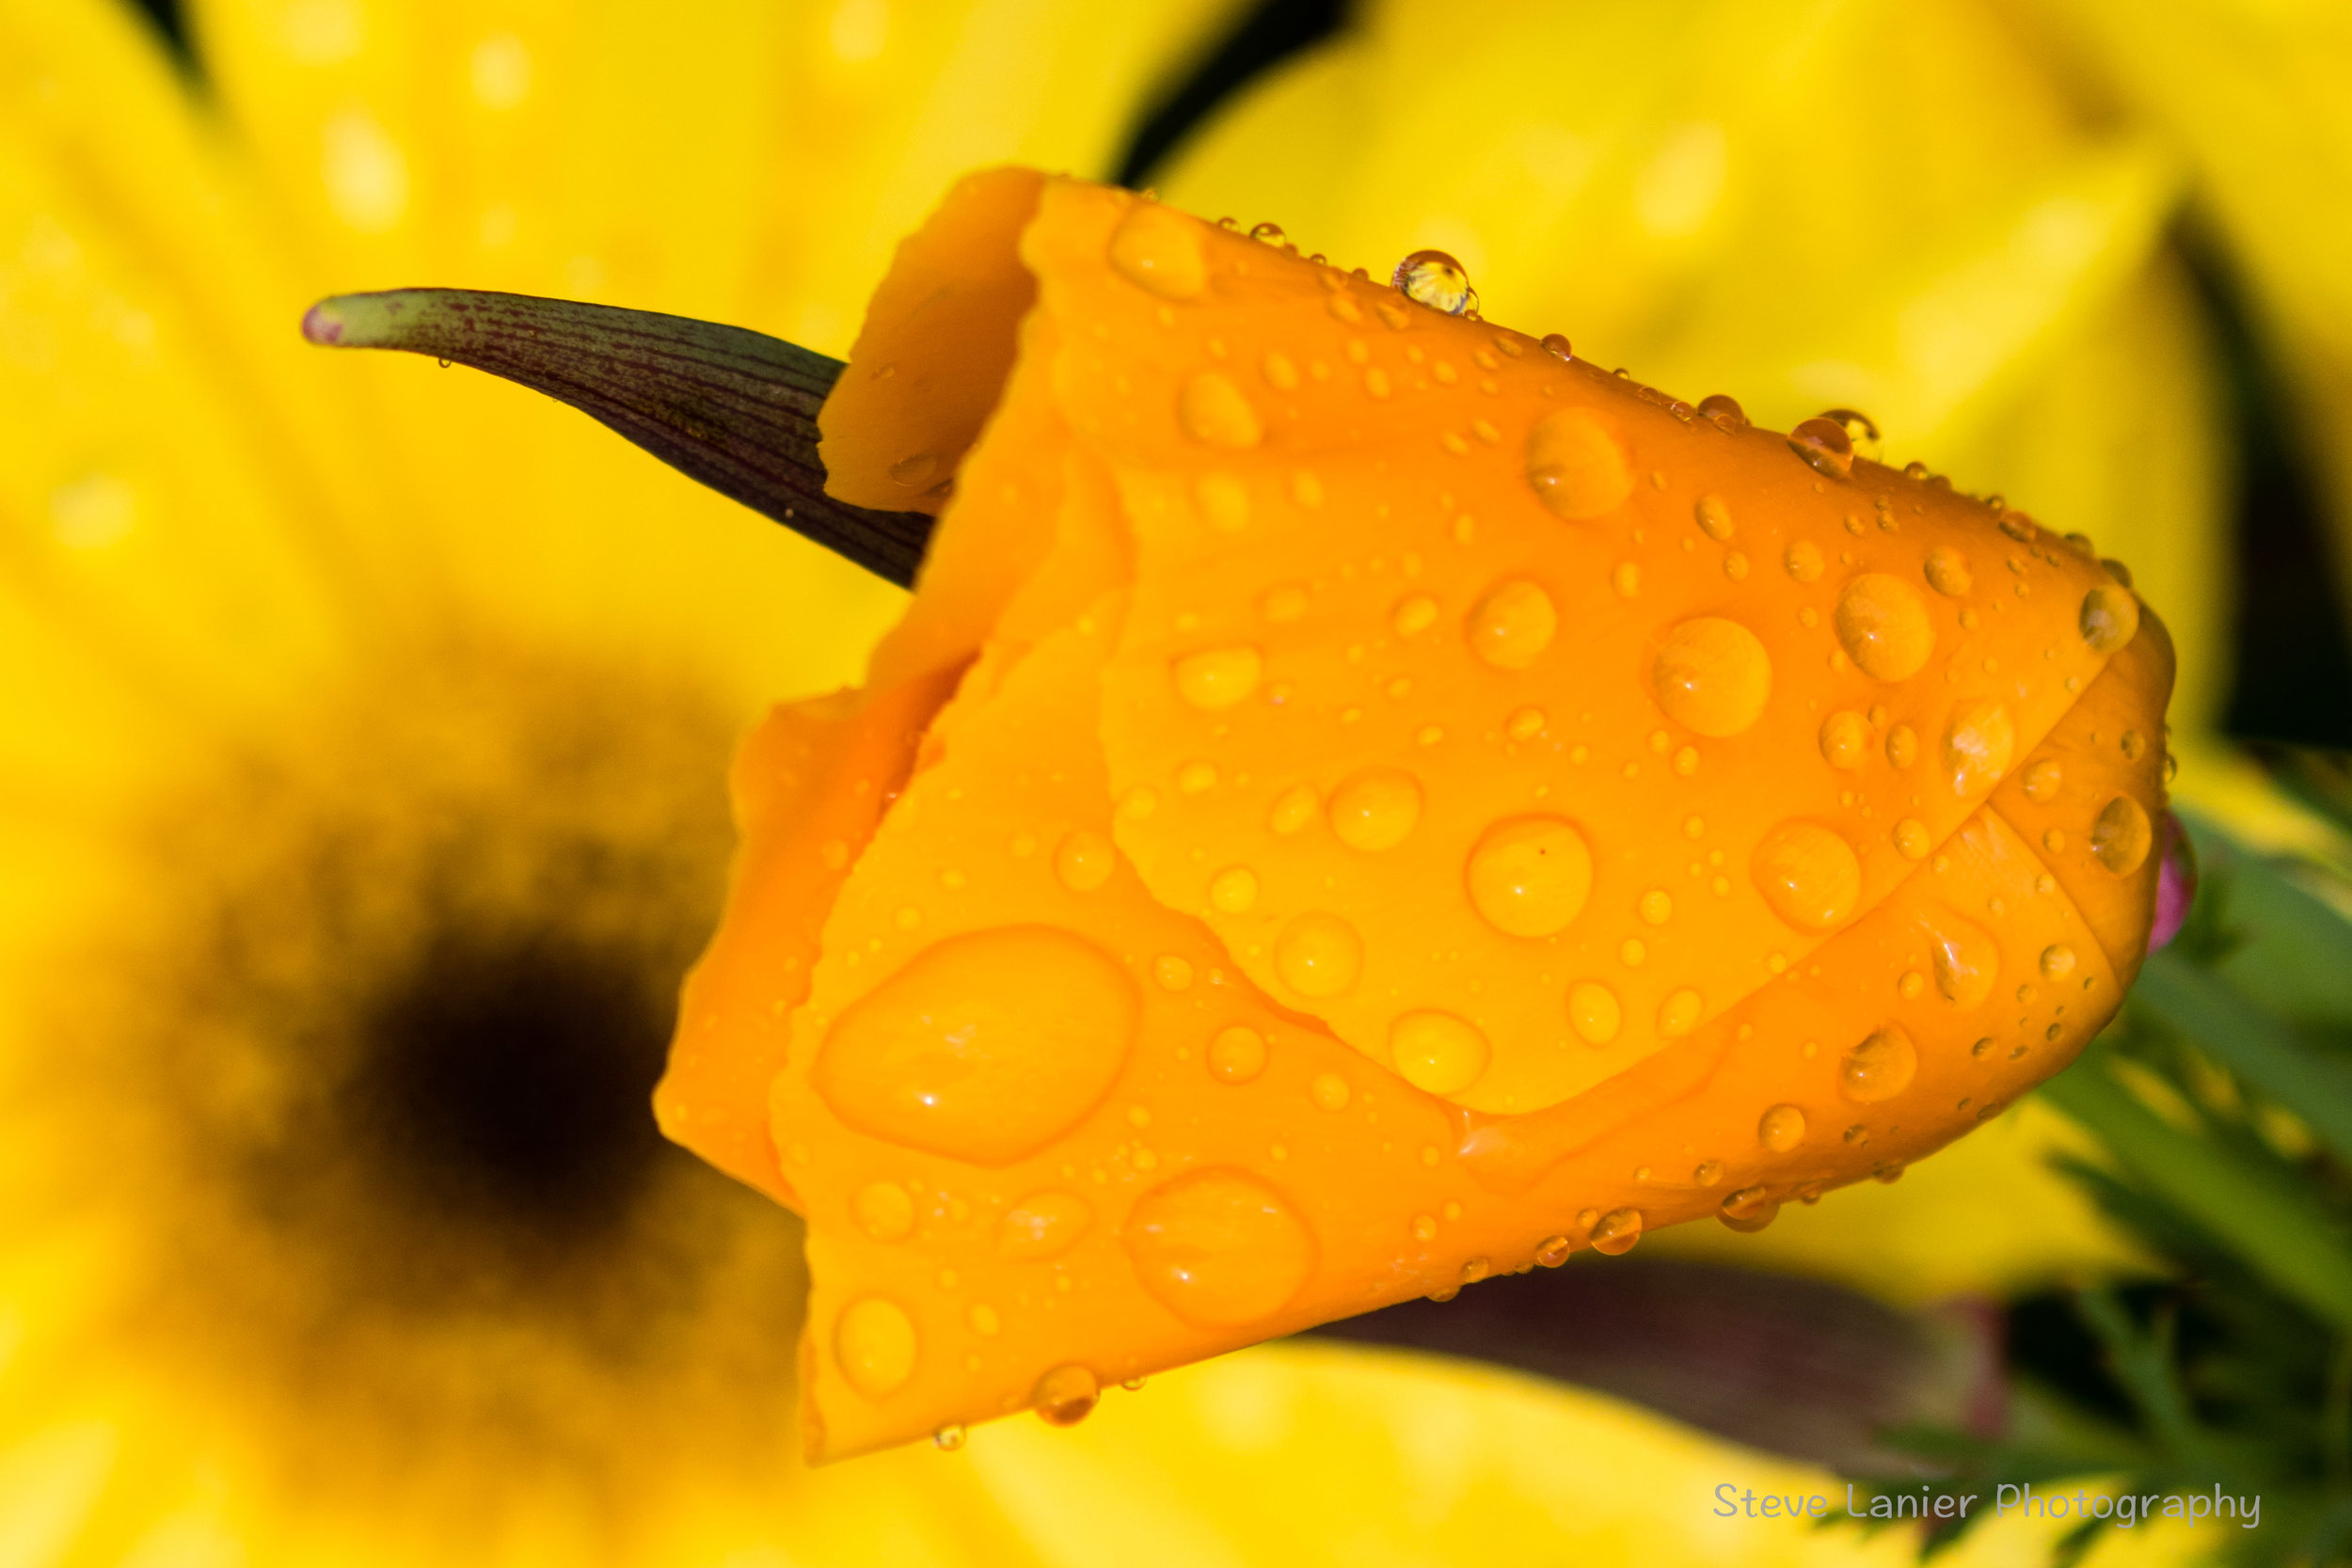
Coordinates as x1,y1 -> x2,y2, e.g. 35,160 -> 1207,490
2147,814 -> 2197,953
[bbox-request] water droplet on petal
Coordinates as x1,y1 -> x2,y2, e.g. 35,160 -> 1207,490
934,1424 -> 967,1450
999,1192 -> 1093,1260
1757,1104 -> 1805,1151
1248,221 -> 1286,245
1032,1363 -> 1101,1425
1392,594 -> 1439,636
1466,816 -> 1594,938
1468,579 -> 1559,670
1311,1071 -> 1352,1111
2041,943 -> 2076,979
1698,393 -> 1746,429
1540,332 -> 1573,360
1652,617 -> 1772,736
1752,821 -> 1863,932
1276,912 -> 1362,997
2092,795 -> 2153,874
1056,830 -> 1117,893
1926,911 -> 1999,1007
1123,1168 -> 1314,1326
1109,203 -> 1207,299
1718,1186 -> 1779,1232
2023,757 -> 2063,802
1819,711 -> 1868,768
1208,1025 -> 1268,1084
1785,540 -> 1823,582
815,927 -> 1138,1164
1836,574 -> 1934,680
2080,584 -> 2140,653
1892,818 -> 1931,860
1526,408 -> 1632,519
1943,699 -> 2016,796
1788,417 -> 1854,479
1693,494 -> 1734,540
1839,1025 -> 1918,1103
1179,372 -> 1263,449
888,452 -> 939,488
1389,1010 -> 1491,1095
1818,407 -> 1881,456
853,1180 -> 916,1241
1268,784 -> 1318,835
1534,1235 -> 1573,1266
1925,546 -> 1972,596
1328,768 -> 1422,851
1589,1208 -> 1644,1256
1392,248 -> 1476,314
1172,645 -> 1263,709
1658,988 -> 1702,1037
1885,724 -> 1918,769
835,1298 -> 918,1398
1209,865 -> 1261,912
1567,981 -> 1621,1045
1198,471 -> 1251,533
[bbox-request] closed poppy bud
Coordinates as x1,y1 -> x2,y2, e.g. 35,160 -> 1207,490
654,168 -> 2174,1461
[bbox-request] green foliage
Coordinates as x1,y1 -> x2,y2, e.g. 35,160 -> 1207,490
1852,781 -> 2352,1565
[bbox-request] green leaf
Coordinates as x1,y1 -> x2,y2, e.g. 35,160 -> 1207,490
2131,949 -> 2352,1164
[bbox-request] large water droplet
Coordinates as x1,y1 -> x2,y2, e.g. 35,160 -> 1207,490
1752,821 -> 1862,932
1123,1168 -> 1315,1326
1541,332 -> 1574,361
1698,393 -> 1746,429
1757,1103 -> 1806,1151
814,927 -> 1137,1164
1525,408 -> 1632,519
1652,617 -> 1772,736
998,1191 -> 1093,1260
1839,1025 -> 1918,1103
1468,579 -> 1559,670
1567,981 -> 1622,1045
2092,795 -> 2153,874
1392,248 -> 1476,314
1390,1009 -> 1491,1095
853,1180 -> 916,1241
835,1297 -> 918,1399
1718,1185 -> 1780,1232
1589,1208 -> 1644,1256
1943,699 -> 2015,796
1033,1364 -> 1101,1425
1836,574 -> 1934,680
1171,644 -> 1263,709
1179,372 -> 1263,449
1787,418 -> 1854,479
2079,584 -> 2140,653
1466,816 -> 1594,938
1327,768 -> 1423,851
1276,912 -> 1362,997
1109,203 -> 1207,300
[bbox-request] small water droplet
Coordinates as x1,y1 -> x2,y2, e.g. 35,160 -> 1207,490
1171,645 -> 1263,709
1757,1103 -> 1805,1151
1657,988 -> 1702,1038
1054,830 -> 1116,893
1311,1071 -> 1352,1111
2092,795 -> 2153,874
1179,372 -> 1263,449
1109,203 -> 1208,299
1818,407 -> 1881,458
1033,1364 -> 1101,1425
1268,784 -> 1318,835
835,1297 -> 919,1398
1892,818 -> 1931,860
1209,865 -> 1260,913
1526,408 -> 1632,519
1784,540 -> 1824,582
934,1424 -> 967,1450
1943,699 -> 2016,796
1589,1208 -> 1644,1256
1467,816 -> 1594,938
1652,617 -> 1772,736
1788,417 -> 1854,479
1836,574 -> 1935,680
853,1180 -> 916,1241
1208,1025 -> 1268,1084
1925,546 -> 1972,597
1198,471 -> 1251,534
2080,584 -> 2140,653
1566,981 -> 1623,1045
1276,912 -> 1362,997
1392,248 -> 1476,314
1468,578 -> 1559,670
998,1192 -> 1093,1260
1752,820 -> 1862,932
2040,943 -> 2076,979
1694,494 -> 1734,541
1390,1010 -> 1491,1095
1507,706 -> 1547,741
1248,221 -> 1285,245
1392,594 -> 1439,636
1883,724 -> 1918,769
1534,1234 -> 1573,1266
1839,1025 -> 1918,1103
1327,768 -> 1422,851
2022,757 -> 2063,802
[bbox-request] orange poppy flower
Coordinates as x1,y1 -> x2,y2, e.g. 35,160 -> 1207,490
654,167 -> 2172,1460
